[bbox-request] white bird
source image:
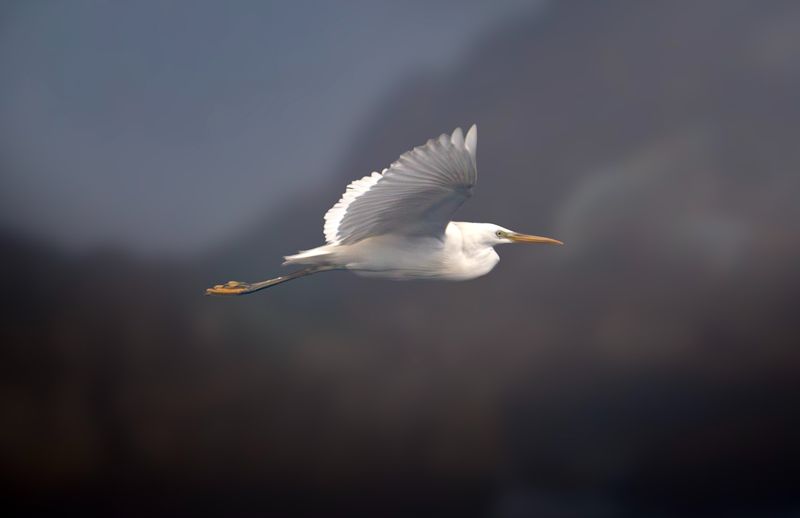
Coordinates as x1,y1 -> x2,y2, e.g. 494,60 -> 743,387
207,125 -> 562,296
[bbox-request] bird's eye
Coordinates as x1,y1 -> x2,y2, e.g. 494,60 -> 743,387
496,230 -> 503,237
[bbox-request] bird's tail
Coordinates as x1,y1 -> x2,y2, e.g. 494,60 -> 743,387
282,245 -> 334,266
205,266 -> 331,296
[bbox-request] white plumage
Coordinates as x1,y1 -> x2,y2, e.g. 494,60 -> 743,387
207,124 -> 562,295
321,125 -> 477,245
322,171 -> 383,245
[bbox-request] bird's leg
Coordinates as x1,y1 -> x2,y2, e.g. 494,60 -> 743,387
205,266 -> 330,296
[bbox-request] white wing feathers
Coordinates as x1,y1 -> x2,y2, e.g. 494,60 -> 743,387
322,171 -> 382,244
323,124 -> 477,245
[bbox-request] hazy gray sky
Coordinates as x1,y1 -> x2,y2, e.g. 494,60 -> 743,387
0,0 -> 543,253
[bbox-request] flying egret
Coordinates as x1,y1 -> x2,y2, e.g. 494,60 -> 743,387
206,125 -> 562,296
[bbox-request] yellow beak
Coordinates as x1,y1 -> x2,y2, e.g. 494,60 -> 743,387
508,233 -> 563,245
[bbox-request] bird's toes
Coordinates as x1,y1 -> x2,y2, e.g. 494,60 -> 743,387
205,280 -> 251,296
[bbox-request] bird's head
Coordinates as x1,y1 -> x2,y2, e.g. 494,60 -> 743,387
476,223 -> 563,247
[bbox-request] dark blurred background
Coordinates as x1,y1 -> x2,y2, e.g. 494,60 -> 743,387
2,1 -> 800,516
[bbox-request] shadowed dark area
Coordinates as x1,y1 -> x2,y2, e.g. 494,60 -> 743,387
2,1 -> 800,516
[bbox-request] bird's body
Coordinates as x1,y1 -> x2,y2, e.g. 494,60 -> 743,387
284,221 -> 500,281
207,125 -> 561,296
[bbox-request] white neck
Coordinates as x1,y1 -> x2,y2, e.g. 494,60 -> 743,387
445,222 -> 501,279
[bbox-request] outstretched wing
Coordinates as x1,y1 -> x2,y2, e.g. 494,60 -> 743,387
323,125 -> 477,245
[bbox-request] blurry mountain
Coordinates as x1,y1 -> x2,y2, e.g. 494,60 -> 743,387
3,0 -> 800,516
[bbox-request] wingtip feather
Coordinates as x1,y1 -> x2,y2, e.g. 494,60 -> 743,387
465,124 -> 477,156
451,127 -> 464,147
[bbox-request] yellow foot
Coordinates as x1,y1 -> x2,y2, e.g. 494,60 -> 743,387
205,280 -> 252,296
